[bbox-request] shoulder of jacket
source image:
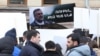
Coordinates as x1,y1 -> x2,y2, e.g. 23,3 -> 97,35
67,49 -> 84,56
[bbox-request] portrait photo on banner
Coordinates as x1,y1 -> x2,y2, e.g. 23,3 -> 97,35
29,3 -> 75,29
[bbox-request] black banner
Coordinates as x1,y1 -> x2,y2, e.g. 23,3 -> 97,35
45,3 -> 75,23
29,3 -> 75,29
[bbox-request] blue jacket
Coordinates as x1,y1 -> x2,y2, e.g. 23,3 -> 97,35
12,46 -> 21,56
19,41 -> 43,56
90,48 -> 97,56
65,45 -> 91,56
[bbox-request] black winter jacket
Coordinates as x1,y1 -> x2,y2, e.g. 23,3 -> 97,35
42,51 -> 61,56
0,28 -> 16,56
20,41 -> 43,56
0,36 -> 16,56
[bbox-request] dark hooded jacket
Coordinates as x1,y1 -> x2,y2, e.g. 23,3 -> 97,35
0,28 -> 16,56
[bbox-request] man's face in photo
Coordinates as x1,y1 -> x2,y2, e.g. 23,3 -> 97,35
34,10 -> 44,21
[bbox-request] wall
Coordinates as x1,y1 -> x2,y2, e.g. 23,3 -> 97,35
61,0 -> 84,7
90,0 -> 100,8
0,0 -> 100,8
0,0 -> 7,7
27,0 -> 42,7
61,0 -> 100,8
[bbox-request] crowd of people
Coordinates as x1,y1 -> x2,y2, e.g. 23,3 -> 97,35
0,28 -> 100,56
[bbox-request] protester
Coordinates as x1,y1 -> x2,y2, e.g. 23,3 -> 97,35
18,30 -> 29,49
42,40 -> 60,56
55,43 -> 63,56
19,30 -> 43,56
0,28 -> 16,56
64,33 -> 91,56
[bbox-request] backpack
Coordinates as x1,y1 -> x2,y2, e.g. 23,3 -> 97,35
90,48 -> 97,56
12,46 -> 21,56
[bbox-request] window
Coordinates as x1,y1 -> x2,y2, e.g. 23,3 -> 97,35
10,0 -> 24,4
8,0 -> 27,6
42,0 -> 60,5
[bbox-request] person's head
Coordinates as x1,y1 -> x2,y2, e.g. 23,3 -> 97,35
26,30 -> 40,44
80,36 -> 91,45
33,9 -> 44,22
5,28 -> 17,42
5,28 -> 16,39
55,43 -> 62,51
88,40 -> 98,48
23,30 -> 28,41
55,43 -> 63,56
66,33 -> 81,49
73,28 -> 85,36
5,28 -> 17,45
45,40 -> 56,51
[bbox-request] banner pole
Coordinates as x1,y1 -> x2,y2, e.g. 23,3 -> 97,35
97,10 -> 100,48
85,0 -> 89,8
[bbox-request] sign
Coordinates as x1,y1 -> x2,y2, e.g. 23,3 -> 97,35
29,3 -> 75,29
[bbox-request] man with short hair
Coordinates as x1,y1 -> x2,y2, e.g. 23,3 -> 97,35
20,30 -> 43,56
42,40 -> 60,56
65,33 -> 91,56
22,30 -> 28,46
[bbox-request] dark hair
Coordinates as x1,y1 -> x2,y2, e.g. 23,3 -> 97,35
56,44 -> 62,51
73,28 -> 85,36
80,36 -> 91,44
26,30 -> 40,40
23,30 -> 28,37
88,40 -> 98,48
67,33 -> 81,45
92,37 -> 100,48
56,43 -> 63,56
33,8 -> 41,16
45,40 -> 56,49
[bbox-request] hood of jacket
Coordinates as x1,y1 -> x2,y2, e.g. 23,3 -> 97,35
5,28 -> 16,40
73,45 -> 91,56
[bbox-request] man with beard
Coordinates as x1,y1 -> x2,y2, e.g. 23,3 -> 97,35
65,33 -> 91,56
30,8 -> 54,28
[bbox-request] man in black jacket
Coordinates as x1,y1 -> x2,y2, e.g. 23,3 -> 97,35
19,30 -> 43,56
42,41 -> 61,56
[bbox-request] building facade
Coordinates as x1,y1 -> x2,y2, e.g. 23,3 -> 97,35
0,0 -> 100,8
0,0 -> 100,29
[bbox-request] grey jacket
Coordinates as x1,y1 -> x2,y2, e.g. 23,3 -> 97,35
65,45 -> 91,56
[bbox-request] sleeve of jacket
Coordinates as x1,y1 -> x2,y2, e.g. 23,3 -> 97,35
0,39 -> 4,51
